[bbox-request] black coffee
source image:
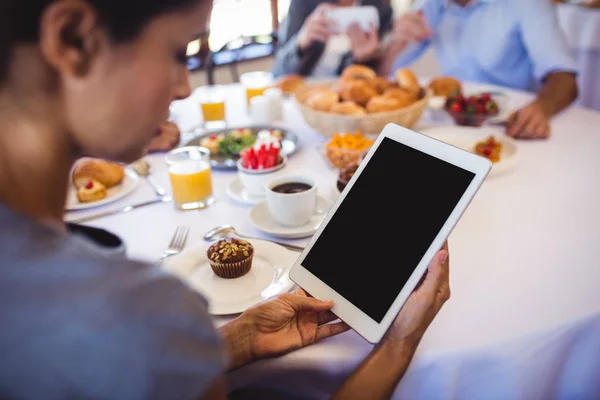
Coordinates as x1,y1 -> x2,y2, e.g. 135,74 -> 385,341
272,182 -> 312,194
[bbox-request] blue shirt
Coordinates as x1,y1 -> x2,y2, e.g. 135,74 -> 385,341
392,0 -> 577,91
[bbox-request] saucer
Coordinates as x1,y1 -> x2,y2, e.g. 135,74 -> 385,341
249,195 -> 332,239
227,178 -> 264,205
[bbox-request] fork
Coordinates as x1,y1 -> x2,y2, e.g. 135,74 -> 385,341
159,226 -> 190,262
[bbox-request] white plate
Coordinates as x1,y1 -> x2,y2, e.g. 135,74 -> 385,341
162,240 -> 297,315
65,168 -> 140,211
226,177 -> 264,205
420,126 -> 518,177
249,195 -> 332,239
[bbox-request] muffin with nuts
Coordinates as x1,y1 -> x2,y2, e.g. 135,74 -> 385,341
206,237 -> 254,279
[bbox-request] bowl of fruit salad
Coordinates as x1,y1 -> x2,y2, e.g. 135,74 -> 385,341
445,92 -> 500,127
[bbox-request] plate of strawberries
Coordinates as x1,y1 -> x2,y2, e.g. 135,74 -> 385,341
444,92 -> 503,127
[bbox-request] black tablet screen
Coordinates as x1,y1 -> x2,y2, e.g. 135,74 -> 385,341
300,137 -> 475,323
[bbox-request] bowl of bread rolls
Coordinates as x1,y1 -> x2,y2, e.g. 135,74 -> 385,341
294,65 -> 430,137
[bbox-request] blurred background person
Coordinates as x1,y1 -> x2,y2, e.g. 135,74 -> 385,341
386,0 -> 578,139
272,0 -> 394,78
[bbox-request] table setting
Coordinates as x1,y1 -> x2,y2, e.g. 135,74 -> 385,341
64,69 -> 600,399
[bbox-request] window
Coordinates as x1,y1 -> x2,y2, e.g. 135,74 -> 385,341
186,0 -> 291,59
209,0 -> 290,51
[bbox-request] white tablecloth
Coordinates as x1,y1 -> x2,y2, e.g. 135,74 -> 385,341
557,4 -> 600,111
65,83 -> 600,399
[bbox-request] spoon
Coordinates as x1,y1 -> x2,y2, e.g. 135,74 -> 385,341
204,224 -> 305,252
132,158 -> 167,197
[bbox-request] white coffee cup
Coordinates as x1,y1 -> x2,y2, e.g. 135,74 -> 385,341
266,175 -> 320,227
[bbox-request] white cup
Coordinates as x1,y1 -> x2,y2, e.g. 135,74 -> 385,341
264,87 -> 283,121
237,156 -> 287,197
266,175 -> 320,227
249,95 -> 272,125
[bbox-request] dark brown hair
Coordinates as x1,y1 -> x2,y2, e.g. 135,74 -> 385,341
0,0 -> 201,81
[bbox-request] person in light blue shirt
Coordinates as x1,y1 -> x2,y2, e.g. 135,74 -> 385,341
386,0 -> 578,140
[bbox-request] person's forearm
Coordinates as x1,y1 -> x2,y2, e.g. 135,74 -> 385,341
332,338 -> 418,400
536,71 -> 578,117
376,40 -> 406,77
272,34 -> 303,77
218,315 -> 253,371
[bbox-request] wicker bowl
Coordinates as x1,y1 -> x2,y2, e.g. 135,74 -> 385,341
294,82 -> 431,137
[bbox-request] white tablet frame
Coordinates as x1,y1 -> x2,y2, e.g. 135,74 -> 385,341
289,123 -> 491,344
325,6 -> 380,32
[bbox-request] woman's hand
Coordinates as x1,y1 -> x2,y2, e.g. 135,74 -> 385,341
390,11 -> 432,50
347,23 -> 380,62
146,121 -> 181,153
247,289 -> 350,358
382,242 -> 450,348
221,289 -> 350,370
297,4 -> 338,51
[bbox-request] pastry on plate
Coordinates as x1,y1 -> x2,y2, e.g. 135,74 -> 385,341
330,101 -> 367,116
428,76 -> 461,97
340,64 -> 377,81
200,134 -> 223,154
339,80 -> 377,106
77,180 -> 107,203
207,237 -> 254,279
275,74 -> 305,95
72,158 -> 125,189
366,95 -> 404,113
306,88 -> 340,112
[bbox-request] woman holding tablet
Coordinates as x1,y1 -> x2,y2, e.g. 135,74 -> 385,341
0,0 -> 450,398
272,0 -> 394,77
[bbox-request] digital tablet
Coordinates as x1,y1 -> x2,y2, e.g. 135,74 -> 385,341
289,124 -> 491,343
326,6 -> 380,32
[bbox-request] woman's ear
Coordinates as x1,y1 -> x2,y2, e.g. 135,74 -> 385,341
38,0 -> 103,78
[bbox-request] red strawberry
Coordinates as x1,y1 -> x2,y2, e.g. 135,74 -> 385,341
479,93 -> 491,103
466,104 -> 476,114
467,96 -> 479,105
475,104 -> 485,115
449,102 -> 463,113
483,147 -> 493,156
85,181 -> 93,190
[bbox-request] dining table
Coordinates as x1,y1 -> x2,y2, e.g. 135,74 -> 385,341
65,81 -> 600,399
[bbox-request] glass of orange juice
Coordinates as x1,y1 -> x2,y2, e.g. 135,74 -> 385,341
165,146 -> 214,210
240,71 -> 274,106
195,85 -> 227,130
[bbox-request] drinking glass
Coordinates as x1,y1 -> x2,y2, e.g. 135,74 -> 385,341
240,71 -> 274,106
196,85 -> 227,130
165,146 -> 214,210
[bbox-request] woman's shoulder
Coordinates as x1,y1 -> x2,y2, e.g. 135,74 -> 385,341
0,205 -> 224,398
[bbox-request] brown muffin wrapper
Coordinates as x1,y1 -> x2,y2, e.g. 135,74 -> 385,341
208,255 -> 253,279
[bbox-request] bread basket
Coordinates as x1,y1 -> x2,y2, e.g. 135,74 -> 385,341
294,82 -> 431,137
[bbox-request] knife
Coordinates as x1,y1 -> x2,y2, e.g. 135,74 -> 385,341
69,196 -> 172,224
